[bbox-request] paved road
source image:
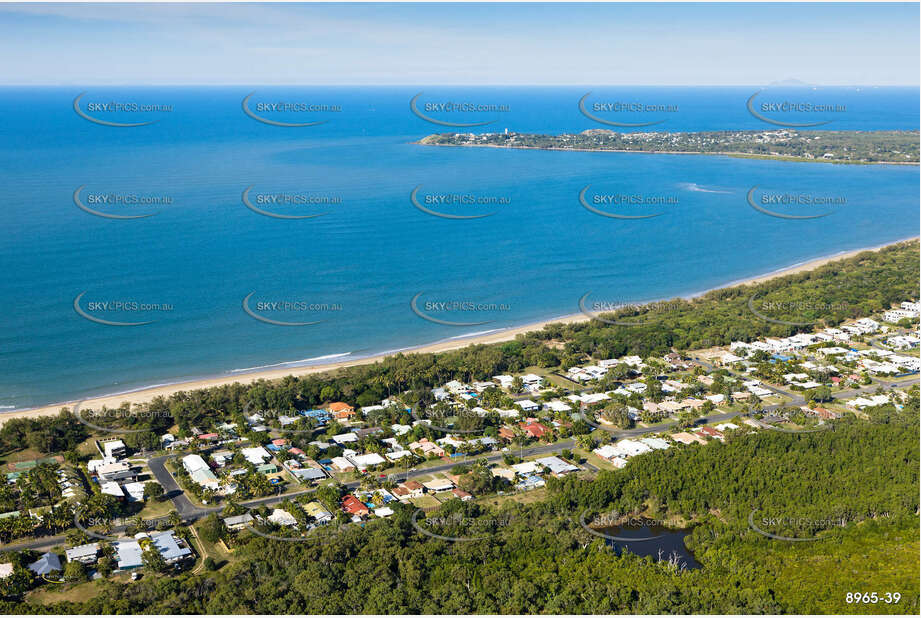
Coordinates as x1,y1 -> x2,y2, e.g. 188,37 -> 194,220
147,454 -> 199,518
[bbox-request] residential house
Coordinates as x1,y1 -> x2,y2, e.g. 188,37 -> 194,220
223,513 -> 254,530
342,494 -> 370,516
697,426 -> 725,441
27,552 -> 62,576
534,456 -> 579,476
65,543 -> 99,565
515,399 -> 540,412
422,478 -> 455,492
95,461 -> 137,483
408,438 -> 446,458
347,453 -> 387,471
267,509 -> 298,527
670,432 -> 707,445
181,454 -> 219,491
241,446 -> 272,465
520,421 -> 550,440
330,457 -> 355,472
327,402 -> 355,420
304,501 -> 333,524
331,432 -> 359,446
392,481 -> 425,501
98,439 -> 127,459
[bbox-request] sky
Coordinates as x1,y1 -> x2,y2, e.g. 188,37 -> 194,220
0,2 -> 918,86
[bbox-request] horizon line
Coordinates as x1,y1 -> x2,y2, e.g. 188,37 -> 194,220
1,83 -> 919,88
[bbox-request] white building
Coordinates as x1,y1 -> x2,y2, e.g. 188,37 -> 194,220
241,446 -> 271,465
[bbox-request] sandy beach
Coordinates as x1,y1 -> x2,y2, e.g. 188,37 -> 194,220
3,238 -> 915,425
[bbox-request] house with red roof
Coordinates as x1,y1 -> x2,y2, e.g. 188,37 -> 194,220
813,407 -> 842,420
341,494 -> 369,516
327,402 -> 355,420
697,426 -> 725,441
520,421 -> 550,440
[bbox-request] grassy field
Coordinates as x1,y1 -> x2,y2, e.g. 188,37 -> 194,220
191,521 -> 232,568
137,497 -> 175,520
409,495 -> 441,509
573,448 -> 618,472
27,580 -> 100,605
480,487 -> 548,508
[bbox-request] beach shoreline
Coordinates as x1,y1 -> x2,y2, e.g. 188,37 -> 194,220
4,237 -> 916,425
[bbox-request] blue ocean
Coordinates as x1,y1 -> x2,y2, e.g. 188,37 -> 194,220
0,86 -> 918,410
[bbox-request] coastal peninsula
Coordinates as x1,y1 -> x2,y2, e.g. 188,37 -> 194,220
418,129 -> 921,164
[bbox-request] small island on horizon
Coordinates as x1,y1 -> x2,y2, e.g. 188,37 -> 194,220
418,129 -> 921,165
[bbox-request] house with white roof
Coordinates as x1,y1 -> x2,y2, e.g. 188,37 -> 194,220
534,456 -> 579,476
493,375 -> 515,389
330,456 -> 355,472
515,399 -> 539,412
241,446 -> 272,465
848,395 -> 891,409
544,400 -> 572,413
347,453 -> 387,471
391,424 -> 412,436
639,437 -> 670,450
521,373 -> 544,388
267,509 -> 298,527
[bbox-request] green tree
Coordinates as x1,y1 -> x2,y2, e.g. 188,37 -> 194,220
198,513 -> 226,544
63,560 -> 87,582
144,483 -> 165,502
141,546 -> 167,573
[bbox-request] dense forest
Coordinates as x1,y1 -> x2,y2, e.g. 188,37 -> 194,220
419,130 -> 921,163
4,394 -> 917,614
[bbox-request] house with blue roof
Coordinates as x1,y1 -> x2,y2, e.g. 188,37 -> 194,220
27,552 -> 62,576
115,531 -> 193,570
